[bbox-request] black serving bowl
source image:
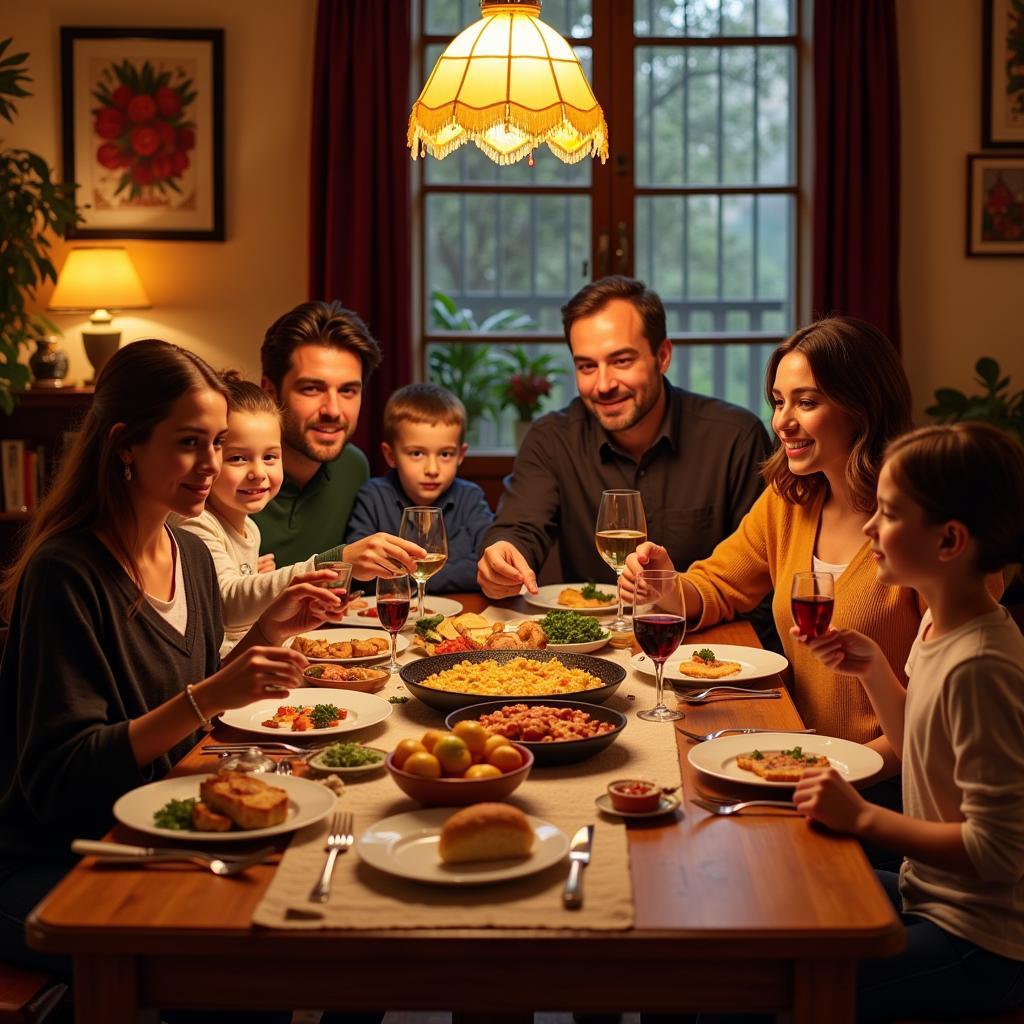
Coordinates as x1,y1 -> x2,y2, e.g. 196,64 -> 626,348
444,698 -> 628,767
399,649 -> 626,714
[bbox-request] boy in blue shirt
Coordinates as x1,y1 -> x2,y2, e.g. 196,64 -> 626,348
345,383 -> 494,592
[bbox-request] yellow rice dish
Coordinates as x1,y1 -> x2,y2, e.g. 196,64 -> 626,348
417,656 -> 606,696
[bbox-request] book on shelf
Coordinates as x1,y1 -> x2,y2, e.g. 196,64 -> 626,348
1,440 -> 25,512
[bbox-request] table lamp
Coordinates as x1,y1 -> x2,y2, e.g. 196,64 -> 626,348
48,247 -> 151,383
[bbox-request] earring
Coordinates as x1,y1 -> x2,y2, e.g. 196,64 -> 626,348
124,463 -> 132,482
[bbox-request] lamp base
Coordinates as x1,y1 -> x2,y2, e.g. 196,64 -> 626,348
82,328 -> 122,384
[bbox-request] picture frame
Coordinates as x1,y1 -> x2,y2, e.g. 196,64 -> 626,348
966,154 -> 1024,257
61,27 -> 224,241
983,0 -> 1024,148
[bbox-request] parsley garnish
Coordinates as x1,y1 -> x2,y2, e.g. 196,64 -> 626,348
388,695 -> 409,704
751,750 -> 764,760
581,582 -> 614,602
310,704 -> 341,729
695,648 -> 716,663
154,797 -> 196,830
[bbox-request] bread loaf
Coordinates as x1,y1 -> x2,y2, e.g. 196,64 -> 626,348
199,771 -> 288,830
438,802 -> 535,864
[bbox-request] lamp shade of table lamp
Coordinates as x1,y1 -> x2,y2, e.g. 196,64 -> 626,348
408,0 -> 608,166
48,247 -> 151,383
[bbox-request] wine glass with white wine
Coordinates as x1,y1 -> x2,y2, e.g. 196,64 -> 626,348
399,506 -> 448,620
595,489 -> 647,633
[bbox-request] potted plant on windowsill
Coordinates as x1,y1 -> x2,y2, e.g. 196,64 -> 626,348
498,346 -> 564,449
0,39 -> 81,411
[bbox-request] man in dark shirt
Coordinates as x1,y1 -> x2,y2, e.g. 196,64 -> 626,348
253,300 -> 424,577
477,276 -> 773,599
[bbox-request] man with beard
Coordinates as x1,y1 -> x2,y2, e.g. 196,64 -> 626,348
254,300 -> 424,578
477,276 -> 773,600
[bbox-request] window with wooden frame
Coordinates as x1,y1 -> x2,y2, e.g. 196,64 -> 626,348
415,0 -> 802,460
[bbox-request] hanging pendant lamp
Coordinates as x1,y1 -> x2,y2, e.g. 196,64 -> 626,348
408,0 -> 608,166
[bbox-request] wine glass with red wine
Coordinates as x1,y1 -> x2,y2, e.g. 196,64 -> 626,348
633,569 -> 686,723
376,573 -> 411,674
791,571 -> 835,639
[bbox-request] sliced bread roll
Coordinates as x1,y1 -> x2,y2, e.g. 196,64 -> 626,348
438,802 -> 535,864
199,771 -> 288,830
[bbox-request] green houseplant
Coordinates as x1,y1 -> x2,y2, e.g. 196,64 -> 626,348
0,39 -> 81,412
926,357 -> 1024,446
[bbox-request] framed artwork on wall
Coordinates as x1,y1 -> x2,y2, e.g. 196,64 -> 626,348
983,0 -> 1024,148
966,154 -> 1024,257
61,27 -> 224,241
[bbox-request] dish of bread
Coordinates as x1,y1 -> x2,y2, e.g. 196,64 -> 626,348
687,731 -> 884,789
113,771 -> 336,842
415,612 -> 548,655
357,806 -> 568,885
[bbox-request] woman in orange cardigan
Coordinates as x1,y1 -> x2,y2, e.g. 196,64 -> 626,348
623,316 -> 920,776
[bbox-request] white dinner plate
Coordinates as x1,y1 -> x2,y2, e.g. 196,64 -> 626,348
113,773 -> 336,842
594,792 -> 681,819
687,732 -> 884,789
218,689 -> 393,738
630,644 -> 789,683
357,807 -> 568,886
340,595 -> 464,629
523,583 -> 619,616
287,627 -> 409,663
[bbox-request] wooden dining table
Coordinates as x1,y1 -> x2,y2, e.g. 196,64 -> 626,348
27,595 -> 903,1023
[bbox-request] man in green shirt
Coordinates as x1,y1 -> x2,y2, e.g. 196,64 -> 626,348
253,300 -> 424,577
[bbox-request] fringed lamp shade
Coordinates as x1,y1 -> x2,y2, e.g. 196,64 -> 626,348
408,0 -> 608,166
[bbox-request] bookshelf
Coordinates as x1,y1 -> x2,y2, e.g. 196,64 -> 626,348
0,388 -> 94,569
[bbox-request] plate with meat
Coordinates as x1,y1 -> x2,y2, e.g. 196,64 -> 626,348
114,771 -> 336,842
340,595 -> 463,627
631,644 -> 789,683
523,583 -> 618,615
687,732 -> 884,789
218,688 -> 393,737
287,628 -> 409,663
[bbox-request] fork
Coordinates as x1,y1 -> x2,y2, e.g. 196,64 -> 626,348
676,685 -> 781,703
690,795 -> 799,816
203,742 -> 329,755
308,810 -> 354,903
678,726 -> 815,743
71,839 -> 276,876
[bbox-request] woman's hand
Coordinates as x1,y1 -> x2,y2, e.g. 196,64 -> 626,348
794,766 -> 872,835
343,533 -> 426,579
791,626 -> 882,680
196,645 -> 310,714
256,571 -> 344,645
257,553 -> 276,573
620,542 -> 676,603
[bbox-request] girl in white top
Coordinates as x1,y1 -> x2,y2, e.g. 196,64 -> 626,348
180,372 -> 342,654
795,422 -> 1024,1022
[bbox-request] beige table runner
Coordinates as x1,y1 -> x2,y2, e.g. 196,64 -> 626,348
253,632 -> 679,931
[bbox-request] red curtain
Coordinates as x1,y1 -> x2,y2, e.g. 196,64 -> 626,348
812,0 -> 901,347
309,0 -> 413,466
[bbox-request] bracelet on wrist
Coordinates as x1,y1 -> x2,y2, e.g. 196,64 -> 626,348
185,683 -> 214,733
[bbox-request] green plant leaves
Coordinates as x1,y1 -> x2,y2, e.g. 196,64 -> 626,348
928,358 -> 1024,446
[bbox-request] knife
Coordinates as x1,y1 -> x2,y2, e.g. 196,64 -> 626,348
562,824 -> 593,909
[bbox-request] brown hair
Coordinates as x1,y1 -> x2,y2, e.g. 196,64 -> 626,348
221,369 -> 281,421
1,340 -> 227,619
260,300 -> 382,393
561,276 -> 667,355
383,383 -> 467,445
884,422 -> 1024,573
761,316 -> 912,512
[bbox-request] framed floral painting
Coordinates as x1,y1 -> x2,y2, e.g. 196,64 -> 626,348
60,27 -> 224,240
966,154 -> 1024,257
983,0 -> 1024,148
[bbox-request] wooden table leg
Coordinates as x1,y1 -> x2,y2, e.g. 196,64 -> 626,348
73,953 -> 158,1024
792,959 -> 855,1024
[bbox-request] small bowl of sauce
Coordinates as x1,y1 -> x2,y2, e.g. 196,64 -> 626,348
607,778 -> 661,814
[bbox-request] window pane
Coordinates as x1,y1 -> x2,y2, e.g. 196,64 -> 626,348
427,341 -> 577,450
426,0 -> 592,37
425,193 -> 591,332
635,194 -> 795,333
635,45 -> 792,186
634,0 -> 794,37
666,341 -> 775,422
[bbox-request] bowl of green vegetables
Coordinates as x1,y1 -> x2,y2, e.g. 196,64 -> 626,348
306,742 -> 387,776
537,610 -> 611,654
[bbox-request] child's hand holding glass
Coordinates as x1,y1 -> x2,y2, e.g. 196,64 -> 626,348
792,625 -> 884,680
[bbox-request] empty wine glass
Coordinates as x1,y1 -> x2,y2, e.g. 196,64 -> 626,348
633,569 -> 686,723
399,506 -> 447,620
791,571 -> 835,638
595,489 -> 647,633
375,573 -> 411,674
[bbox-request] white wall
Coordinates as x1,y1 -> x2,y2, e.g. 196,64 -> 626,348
5,0 -> 317,385
898,0 -> 1023,421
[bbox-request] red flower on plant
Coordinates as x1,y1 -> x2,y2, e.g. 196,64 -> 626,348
90,57 -> 198,201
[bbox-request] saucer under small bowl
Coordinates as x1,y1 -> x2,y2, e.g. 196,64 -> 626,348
594,791 -> 681,819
